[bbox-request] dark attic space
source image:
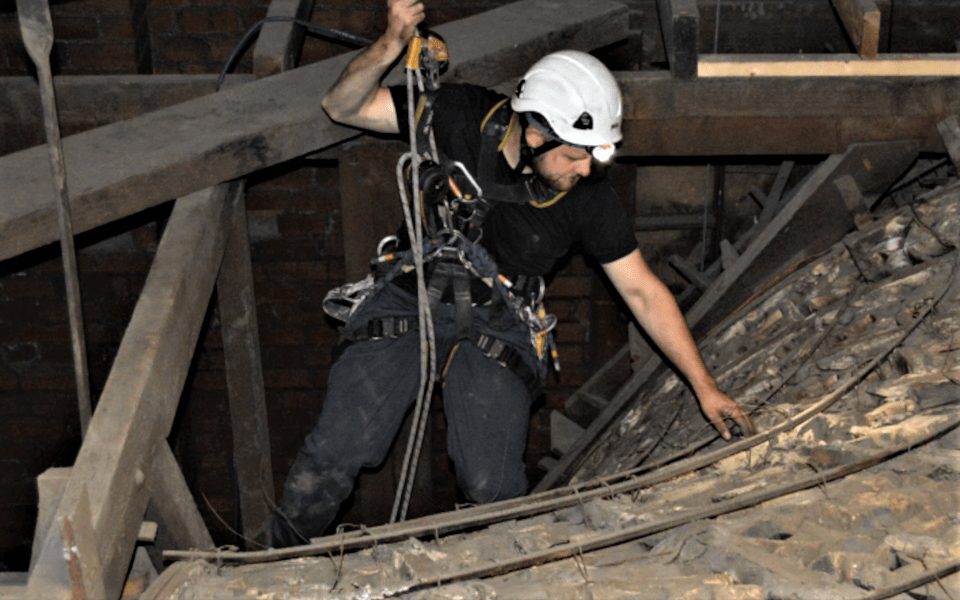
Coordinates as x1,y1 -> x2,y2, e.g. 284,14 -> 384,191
0,0 -> 959,598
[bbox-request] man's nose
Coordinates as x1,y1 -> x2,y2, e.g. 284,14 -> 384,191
575,159 -> 591,178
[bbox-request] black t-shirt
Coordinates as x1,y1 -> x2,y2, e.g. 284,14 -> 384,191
390,84 -> 638,277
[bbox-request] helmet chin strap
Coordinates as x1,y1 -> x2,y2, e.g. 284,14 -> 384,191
514,113 -> 560,175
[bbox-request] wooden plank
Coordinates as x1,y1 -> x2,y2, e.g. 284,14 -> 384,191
936,115 -> 960,172
0,0 -> 627,264
687,140 -> 920,339
29,468 -> 70,574
216,190 -> 274,549
144,443 -> 214,553
24,183 -> 238,600
656,0 -> 699,79
830,0 -> 881,59
699,53 -> 960,77
252,0 -> 316,77
618,72 -> 960,156
669,254 -> 712,290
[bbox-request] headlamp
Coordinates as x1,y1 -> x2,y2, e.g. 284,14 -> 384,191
591,144 -> 615,162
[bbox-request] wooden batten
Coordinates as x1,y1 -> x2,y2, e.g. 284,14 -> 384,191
699,54 -> 960,77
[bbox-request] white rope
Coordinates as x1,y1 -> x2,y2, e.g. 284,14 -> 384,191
390,37 -> 439,524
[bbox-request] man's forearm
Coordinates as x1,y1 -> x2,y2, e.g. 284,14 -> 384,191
321,37 -> 403,127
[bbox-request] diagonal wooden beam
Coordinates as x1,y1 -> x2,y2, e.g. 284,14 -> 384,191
0,0 -> 628,264
656,0 -> 699,79
24,182 -> 240,600
830,0 -> 881,59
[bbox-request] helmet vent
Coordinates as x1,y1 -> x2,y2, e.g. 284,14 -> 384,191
572,112 -> 593,130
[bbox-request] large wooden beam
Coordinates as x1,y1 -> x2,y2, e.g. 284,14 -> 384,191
24,182 -> 239,600
699,53 -> 960,77
656,0 -> 699,79
0,0 -> 627,265
618,71 -> 960,156
830,0 -> 881,59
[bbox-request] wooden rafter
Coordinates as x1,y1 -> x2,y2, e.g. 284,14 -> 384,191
830,0 -> 882,59
656,0 -> 699,79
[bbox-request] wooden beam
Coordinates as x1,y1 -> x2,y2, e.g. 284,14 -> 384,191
656,0 -> 699,79
252,0 -> 316,77
216,191 -> 274,548
830,0 -> 881,59
144,443 -> 214,553
24,182 -> 239,600
618,71 -> 960,156
0,0 -> 627,264
699,53 -> 960,77
936,115 -> 960,172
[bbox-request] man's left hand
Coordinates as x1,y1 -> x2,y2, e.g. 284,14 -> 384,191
698,387 -> 755,441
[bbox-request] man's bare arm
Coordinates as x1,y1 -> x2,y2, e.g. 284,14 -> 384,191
321,0 -> 425,133
602,249 -> 755,440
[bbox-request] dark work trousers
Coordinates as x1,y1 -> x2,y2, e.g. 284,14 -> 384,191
271,281 -> 543,547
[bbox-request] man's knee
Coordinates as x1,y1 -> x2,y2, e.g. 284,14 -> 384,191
459,468 -> 527,505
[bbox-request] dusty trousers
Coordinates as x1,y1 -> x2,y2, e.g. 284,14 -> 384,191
271,282 -> 540,547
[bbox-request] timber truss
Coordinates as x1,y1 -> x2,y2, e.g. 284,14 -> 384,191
0,0 -> 958,598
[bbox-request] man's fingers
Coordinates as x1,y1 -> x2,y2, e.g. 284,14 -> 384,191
736,410 -> 756,436
711,416 -> 732,441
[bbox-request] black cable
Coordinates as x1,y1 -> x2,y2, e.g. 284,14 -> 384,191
217,16 -> 373,90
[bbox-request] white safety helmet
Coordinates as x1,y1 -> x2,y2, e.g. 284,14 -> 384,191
511,50 -> 622,161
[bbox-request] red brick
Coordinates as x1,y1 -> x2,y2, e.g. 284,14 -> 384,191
246,188 -> 295,211
53,15 -> 101,40
298,187 -> 341,213
264,369 -> 310,388
0,277 -> 53,299
147,9 -> 178,34
308,326 -> 339,346
54,0 -> 127,14
157,36 -> 210,63
179,8 -> 242,35
279,390 -> 319,411
554,322 -> 585,344
546,275 -> 592,298
20,372 -> 76,392
0,369 -> 17,391
260,329 -> 305,346
67,41 -> 137,71
0,16 -> 22,43
101,15 -> 135,40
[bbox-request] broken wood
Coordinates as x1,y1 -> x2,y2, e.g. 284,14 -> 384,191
699,53 -> 960,77
687,140 -> 920,339
0,0 -> 628,263
656,0 -> 699,79
937,115 -> 960,172
829,0 -> 881,59
24,182 -> 239,600
549,411 -> 585,457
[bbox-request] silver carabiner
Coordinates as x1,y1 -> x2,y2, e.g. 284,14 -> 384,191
377,235 -> 399,257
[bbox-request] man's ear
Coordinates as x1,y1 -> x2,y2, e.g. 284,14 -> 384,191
524,125 -> 547,149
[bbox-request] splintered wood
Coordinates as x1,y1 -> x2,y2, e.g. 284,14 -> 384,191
153,180 -> 960,600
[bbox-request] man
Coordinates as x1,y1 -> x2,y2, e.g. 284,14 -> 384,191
271,0 -> 754,547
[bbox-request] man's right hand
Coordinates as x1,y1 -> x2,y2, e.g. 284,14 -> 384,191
385,0 -> 426,52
